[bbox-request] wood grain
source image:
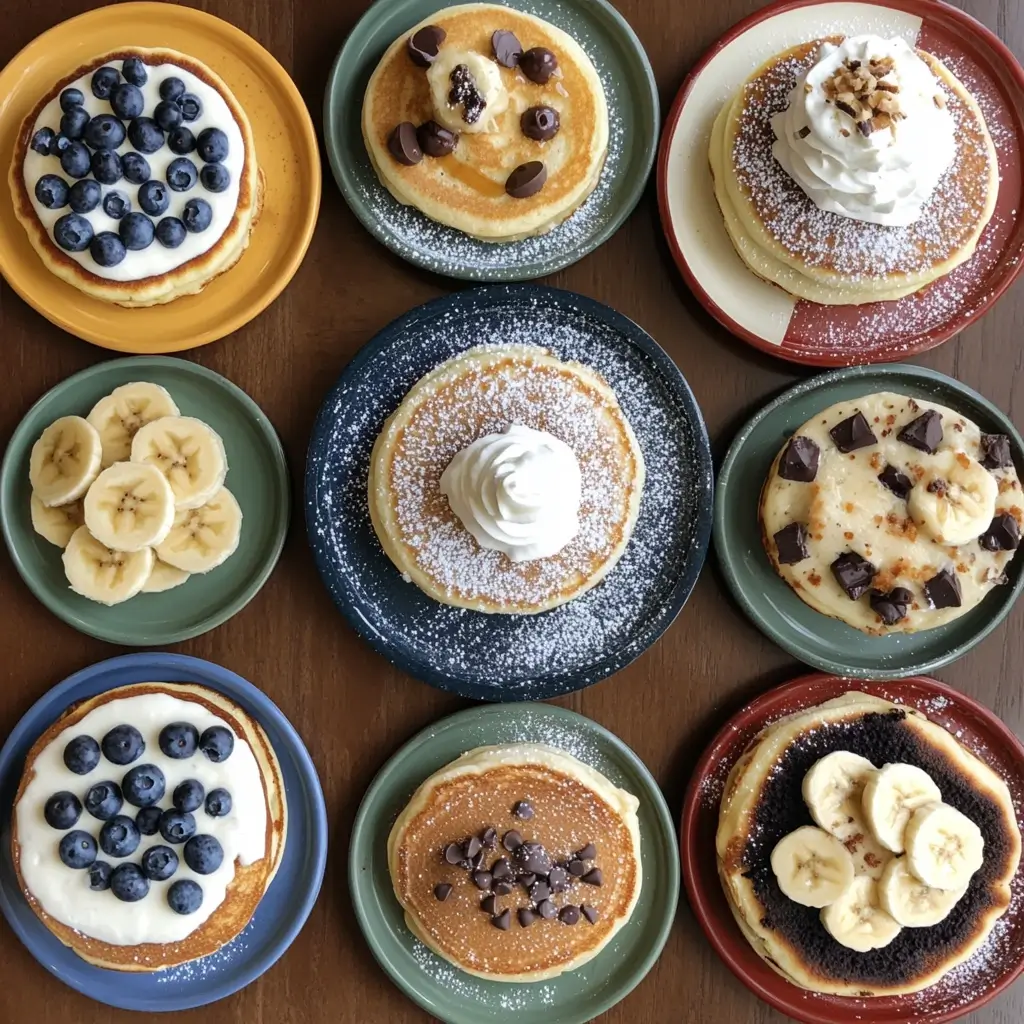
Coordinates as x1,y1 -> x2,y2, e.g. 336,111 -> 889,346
1,1 -> 1022,1022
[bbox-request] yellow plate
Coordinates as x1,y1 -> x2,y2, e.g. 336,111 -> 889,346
0,2 -> 320,353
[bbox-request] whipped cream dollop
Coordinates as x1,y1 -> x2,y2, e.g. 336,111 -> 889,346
427,49 -> 509,134
440,424 -> 582,562
770,35 -> 956,226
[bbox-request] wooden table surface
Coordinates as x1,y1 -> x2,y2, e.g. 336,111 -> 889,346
2,0 -> 1023,1021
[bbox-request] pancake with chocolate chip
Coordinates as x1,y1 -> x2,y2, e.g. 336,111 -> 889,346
387,743 -> 641,981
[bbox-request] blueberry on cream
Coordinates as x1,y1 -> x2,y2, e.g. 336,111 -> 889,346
63,735 -> 101,775
59,830 -> 98,869
159,722 -> 199,759
102,725 -> 144,766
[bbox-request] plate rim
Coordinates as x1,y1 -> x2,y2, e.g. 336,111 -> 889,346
655,0 -> 1024,367
347,700 -> 681,1024
0,651 -> 329,1012
304,282 -> 714,701
713,362 -> 1024,679
0,355 -> 291,645
679,670 -> 1024,1024
322,0 -> 660,282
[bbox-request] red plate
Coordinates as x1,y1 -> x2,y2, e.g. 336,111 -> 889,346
680,672 -> 1024,1023
658,0 -> 1024,366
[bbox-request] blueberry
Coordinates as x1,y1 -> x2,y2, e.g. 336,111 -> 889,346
182,198 -> 213,234
102,189 -> 130,219
59,830 -> 98,869
84,114 -> 126,151
110,863 -> 149,902
68,179 -> 101,214
99,814 -> 141,857
159,722 -> 199,759
91,66 -> 121,100
63,735 -> 101,775
166,157 -> 197,192
127,117 -> 164,155
53,212 -> 94,252
179,93 -> 203,122
159,808 -> 196,844
30,127 -> 55,156
119,210 -> 155,250
173,779 -> 205,813
154,99 -> 183,132
121,152 -> 151,185
141,845 -> 178,881
167,127 -> 195,155
84,780 -> 122,820
136,805 -> 162,836
205,788 -> 232,817
102,725 -> 144,766
199,163 -> 230,193
122,763 -> 166,807
138,179 -> 169,216
44,791 -> 83,830
59,107 -> 90,140
156,217 -> 186,248
59,141 -> 91,179
160,76 -> 186,102
34,174 -> 70,210
121,57 -> 147,87
167,879 -> 203,915
196,128 -> 229,163
91,149 -> 123,185
89,860 -> 112,891
111,83 -> 145,121
48,133 -> 72,157
183,834 -> 223,875
59,88 -> 85,113
199,725 -> 233,761
90,231 -> 127,268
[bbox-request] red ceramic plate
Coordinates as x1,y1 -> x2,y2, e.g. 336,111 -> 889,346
658,0 -> 1024,366
681,672 -> 1024,1024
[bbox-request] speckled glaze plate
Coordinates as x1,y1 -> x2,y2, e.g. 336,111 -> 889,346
0,2 -> 320,352
323,0 -> 658,281
0,357 -> 290,645
305,285 -> 713,701
350,702 -> 679,1024
0,653 -> 328,1011
681,672 -> 1024,1024
658,0 -> 1024,366
715,364 -> 1024,679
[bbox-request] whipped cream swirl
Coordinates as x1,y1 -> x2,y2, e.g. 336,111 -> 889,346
770,35 -> 956,227
440,424 -> 582,562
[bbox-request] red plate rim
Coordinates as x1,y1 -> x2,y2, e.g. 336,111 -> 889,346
679,671 -> 1024,1024
656,0 -> 1024,367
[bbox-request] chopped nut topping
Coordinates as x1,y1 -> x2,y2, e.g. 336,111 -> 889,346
824,56 -> 904,135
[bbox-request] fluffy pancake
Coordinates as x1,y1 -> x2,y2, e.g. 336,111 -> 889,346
387,743 -> 641,981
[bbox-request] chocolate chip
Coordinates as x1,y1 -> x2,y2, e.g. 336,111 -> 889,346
568,858 -> 587,877
518,907 -> 538,927
513,800 -> 534,820
981,434 -> 1013,470
471,870 -> 492,891
434,882 -> 452,902
575,843 -> 597,861
518,872 -> 536,890
898,410 -> 944,454
481,828 -> 498,849
778,436 -> 820,482
444,842 -> 464,865
830,551 -> 877,600
537,899 -> 556,919
980,513 -> 1020,551
480,894 -> 497,915
493,880 -> 514,896
796,126 -> 811,138
505,161 -> 546,199
492,29 -> 522,67
529,881 -> 550,903
470,849 -> 486,870
581,905 -> 599,925
515,841 -> 552,875
464,836 -> 482,859
869,587 -> 913,625
387,122 -> 422,166
502,830 -> 523,851
416,120 -> 457,158
924,567 -> 962,609
491,857 -> 512,881
492,908 -> 511,930
773,522 -> 810,565
830,411 -> 877,453
407,25 -> 446,67
581,868 -> 603,887
521,106 -> 560,142
559,905 -> 580,925
878,465 -> 913,500
520,47 -> 558,84
547,866 -> 569,893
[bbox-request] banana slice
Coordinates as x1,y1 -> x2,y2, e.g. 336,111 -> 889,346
820,875 -> 902,952
29,416 -> 102,507
62,527 -> 154,605
770,826 -> 856,908
30,494 -> 83,548
908,450 -> 998,546
803,751 -> 878,836
86,381 -> 180,468
905,802 -> 984,891
130,416 -> 227,510
862,763 -> 942,853
83,462 -> 176,552
141,559 -> 190,594
155,487 -> 242,574
879,856 -> 965,927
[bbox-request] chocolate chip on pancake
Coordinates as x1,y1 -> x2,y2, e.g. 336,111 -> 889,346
506,161 -> 547,198
515,840 -> 552,875
492,29 -> 523,68
407,25 -> 446,67
480,894 -> 497,915
434,882 -> 452,901
464,835 -> 482,859
980,433 -> 1013,470
778,435 -> 820,481
482,827 -> 498,849
869,586 -> 913,625
830,551 -> 877,600
387,122 -> 422,166
529,881 -> 550,902
979,513 -> 1020,551
830,412 -> 876,453
581,868 -> 603,886
575,843 -> 597,860
537,898 -> 556,919
444,842 -> 463,865
582,904 -> 600,924
547,865 -> 570,892
898,409 -> 944,454
518,871 -> 536,889
471,869 -> 492,891
502,830 -> 523,851
878,464 -> 913,500
521,106 -> 560,142
492,908 -> 512,930
518,907 -> 538,927
559,905 -> 581,925
773,522 -> 809,565
493,880 -> 514,895
520,47 -> 558,84
491,856 -> 512,880
568,858 -> 587,877
925,567 -> 962,609
416,120 -> 457,157
513,800 -> 534,820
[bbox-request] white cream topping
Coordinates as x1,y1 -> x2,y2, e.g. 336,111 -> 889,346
439,424 -> 582,563
16,691 -> 266,948
770,35 -> 956,227
427,49 -> 509,134
23,56 -> 244,281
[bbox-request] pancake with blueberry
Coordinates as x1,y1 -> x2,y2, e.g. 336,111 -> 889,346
11,681 -> 286,971
10,49 -> 260,307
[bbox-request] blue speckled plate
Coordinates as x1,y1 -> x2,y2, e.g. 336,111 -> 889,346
305,285 -> 713,701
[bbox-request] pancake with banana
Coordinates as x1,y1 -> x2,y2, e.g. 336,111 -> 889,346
362,3 -> 608,241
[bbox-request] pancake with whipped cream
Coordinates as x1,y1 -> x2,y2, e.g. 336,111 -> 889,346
11,682 -> 286,971
709,35 -> 997,304
367,344 -> 645,614
362,3 -> 608,241
11,49 -> 260,306
388,743 -> 641,981
761,392 -> 1022,635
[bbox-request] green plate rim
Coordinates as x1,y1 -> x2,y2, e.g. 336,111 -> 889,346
322,0 -> 660,282
714,363 -> 1024,680
347,702 -> 680,1024
0,355 -> 290,646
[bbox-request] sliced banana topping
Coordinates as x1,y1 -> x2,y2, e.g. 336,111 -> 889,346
141,558 -> 191,594
130,416 -> 228,510
30,494 -> 83,549
905,802 -> 984,891
878,855 -> 965,927
83,462 -> 176,552
62,527 -> 155,605
29,416 -> 102,507
862,762 -> 942,853
770,826 -> 856,908
87,382 -> 180,468
803,751 -> 878,835
908,449 -> 998,546
820,875 -> 902,952
155,487 -> 243,574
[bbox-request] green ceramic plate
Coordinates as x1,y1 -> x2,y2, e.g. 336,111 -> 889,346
715,364 -> 1024,680
349,703 -> 679,1024
323,0 -> 658,280
0,356 -> 289,645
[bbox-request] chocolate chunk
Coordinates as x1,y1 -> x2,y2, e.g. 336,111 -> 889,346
773,522 -> 810,565
529,881 -> 550,903
898,410 -> 944,454
869,587 -> 913,625
980,513 -> 1020,551
491,857 -> 512,881
513,800 -> 534,820
434,882 -> 452,902
559,905 -> 580,925
492,908 -> 511,930
518,872 -> 536,890
830,411 -> 877,453
778,436 -> 820,482
407,25 -> 446,67
981,434 -> 1013,470
836,100 -> 858,119
471,870 -> 492,891
830,552 -> 877,600
581,868 -> 603,887
518,907 -> 538,927
387,122 -> 422,166
464,836 -> 482,859
502,830 -> 523,851
444,842 -> 464,865
547,866 -> 569,893
515,841 -> 552,875
505,161 -> 546,199
470,849 -> 486,870
568,858 -> 587,877
481,827 -> 498,849
480,894 -> 497,915
520,47 -> 558,84
492,29 -> 522,67
521,106 -> 560,142
581,905 -> 599,925
575,843 -> 597,860
856,118 -> 873,137
796,126 -> 811,138
493,880 -> 514,896
924,568 -> 962,609
416,120 -> 457,158
537,898 -> 556,919
878,465 -> 913,500
448,64 -> 486,124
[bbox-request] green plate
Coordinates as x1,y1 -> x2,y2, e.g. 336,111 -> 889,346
349,703 -> 679,1024
0,356 -> 289,645
323,0 -> 659,281
715,364 -> 1024,680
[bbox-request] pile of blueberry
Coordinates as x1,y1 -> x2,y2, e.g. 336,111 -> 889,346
29,56 -> 232,269
47,719 -> 237,916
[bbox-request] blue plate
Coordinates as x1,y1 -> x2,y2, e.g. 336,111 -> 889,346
305,284 -> 713,701
0,653 -> 327,1011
